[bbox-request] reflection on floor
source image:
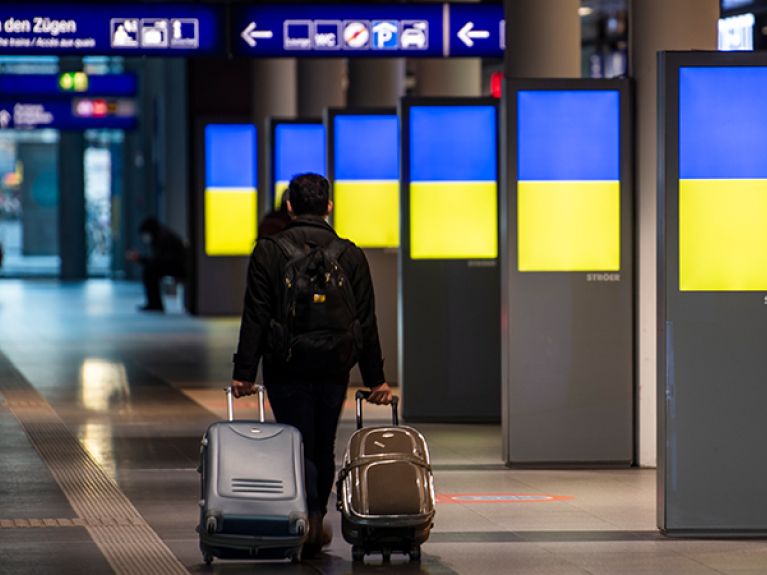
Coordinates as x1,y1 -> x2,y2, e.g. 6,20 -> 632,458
1,280 -> 766,575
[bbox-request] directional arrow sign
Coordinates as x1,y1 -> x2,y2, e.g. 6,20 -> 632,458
241,21 -> 274,47
448,4 -> 503,57
457,21 -> 490,47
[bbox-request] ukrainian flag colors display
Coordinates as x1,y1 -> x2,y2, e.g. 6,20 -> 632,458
204,124 -> 257,256
274,123 -> 325,208
333,114 -> 399,248
679,67 -> 767,291
409,105 -> 497,259
517,90 -> 620,272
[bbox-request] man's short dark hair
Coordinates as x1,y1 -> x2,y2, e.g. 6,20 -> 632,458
288,173 -> 330,216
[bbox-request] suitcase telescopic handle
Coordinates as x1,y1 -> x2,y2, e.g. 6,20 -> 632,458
355,389 -> 399,429
225,384 -> 266,423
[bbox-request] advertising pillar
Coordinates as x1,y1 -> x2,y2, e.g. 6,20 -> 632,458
658,52 -> 767,535
400,99 -> 499,421
502,80 -> 633,465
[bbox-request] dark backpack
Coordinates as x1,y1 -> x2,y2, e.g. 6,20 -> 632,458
267,235 -> 362,373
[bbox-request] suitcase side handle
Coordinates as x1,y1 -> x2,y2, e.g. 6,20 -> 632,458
355,390 -> 399,429
225,384 -> 266,423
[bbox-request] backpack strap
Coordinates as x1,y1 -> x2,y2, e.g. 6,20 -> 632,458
268,235 -> 303,261
324,238 -> 351,262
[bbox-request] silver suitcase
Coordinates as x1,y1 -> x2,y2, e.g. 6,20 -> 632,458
197,386 -> 308,564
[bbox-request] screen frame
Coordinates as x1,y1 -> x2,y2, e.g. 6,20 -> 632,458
399,96 -> 501,262
325,106 -> 398,247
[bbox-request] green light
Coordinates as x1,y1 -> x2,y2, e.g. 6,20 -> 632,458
58,72 -> 88,92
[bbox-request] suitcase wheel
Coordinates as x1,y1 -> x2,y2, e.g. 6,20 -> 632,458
382,548 -> 391,563
205,516 -> 217,534
409,545 -> 421,562
291,551 -> 302,564
202,552 -> 213,565
352,545 -> 365,563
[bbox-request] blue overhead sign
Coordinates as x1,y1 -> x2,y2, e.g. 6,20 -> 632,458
0,98 -> 137,130
0,4 -> 222,55
233,3 -> 504,58
0,3 -> 503,58
449,4 -> 504,57
0,73 -> 137,97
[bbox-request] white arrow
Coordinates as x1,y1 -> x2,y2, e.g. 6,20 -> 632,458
457,21 -> 490,47
241,22 -> 273,47
0,110 -> 9,129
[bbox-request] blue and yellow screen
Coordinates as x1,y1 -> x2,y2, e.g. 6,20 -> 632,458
409,105 -> 497,259
517,90 -> 620,272
204,124 -> 257,256
274,123 -> 326,208
333,114 -> 399,248
679,67 -> 767,291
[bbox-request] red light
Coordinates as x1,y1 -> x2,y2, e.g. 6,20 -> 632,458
491,71 -> 503,99
92,99 -> 108,117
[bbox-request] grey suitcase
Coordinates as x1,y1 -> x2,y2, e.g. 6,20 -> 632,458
337,390 -> 435,563
197,386 -> 308,564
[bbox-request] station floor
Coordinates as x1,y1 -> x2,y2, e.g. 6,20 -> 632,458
1,280 -> 766,575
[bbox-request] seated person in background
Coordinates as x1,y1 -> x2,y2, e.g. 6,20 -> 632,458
126,217 -> 187,312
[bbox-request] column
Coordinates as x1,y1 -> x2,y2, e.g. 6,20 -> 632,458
413,58 -> 481,96
297,58 -> 347,117
630,0 -> 718,467
58,58 -> 87,280
252,58 -> 297,218
347,59 -> 405,107
505,0 -> 580,78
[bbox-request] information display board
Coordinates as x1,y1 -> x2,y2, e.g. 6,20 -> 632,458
0,98 -> 136,129
270,119 -> 325,209
502,80 -> 633,466
0,3 -> 223,55
204,123 -> 257,256
328,110 -> 399,248
658,52 -> 767,535
400,98 -> 500,422
0,73 -> 137,97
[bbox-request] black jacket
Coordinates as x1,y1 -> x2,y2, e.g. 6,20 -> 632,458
232,216 -> 386,387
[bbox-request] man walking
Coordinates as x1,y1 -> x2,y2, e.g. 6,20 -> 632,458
231,173 -> 392,557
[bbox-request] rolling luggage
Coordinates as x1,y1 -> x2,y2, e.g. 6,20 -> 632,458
197,386 -> 308,564
337,390 -> 435,563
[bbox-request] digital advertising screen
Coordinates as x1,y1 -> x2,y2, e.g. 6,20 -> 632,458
332,113 -> 399,248
273,121 -> 325,208
516,90 -> 620,272
678,66 -> 767,291
204,123 -> 257,256
408,104 -> 497,260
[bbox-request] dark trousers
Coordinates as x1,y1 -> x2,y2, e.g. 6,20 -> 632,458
142,262 -> 183,309
265,373 -> 348,517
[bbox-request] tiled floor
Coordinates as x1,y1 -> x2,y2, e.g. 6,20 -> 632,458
1,280 -> 766,574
